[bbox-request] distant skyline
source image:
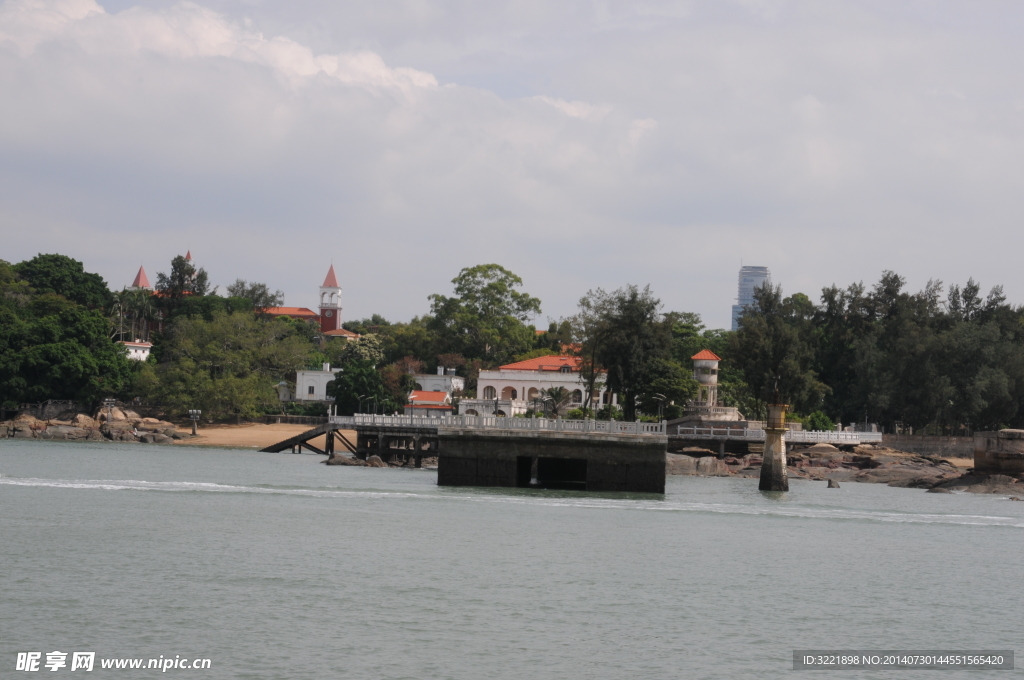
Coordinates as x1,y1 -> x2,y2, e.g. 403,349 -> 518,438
3,0 -> 1024,329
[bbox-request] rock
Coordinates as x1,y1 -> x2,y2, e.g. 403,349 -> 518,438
71,413 -> 98,429
666,453 -> 698,475
696,456 -> 731,476
44,425 -> 90,440
932,473 -> 1022,495
122,409 -> 141,420
1009,496 -> 1022,501
366,455 -> 387,468
927,487 -> 953,493
420,456 -> 439,467
804,443 -> 840,455
326,455 -> 368,466
827,479 -> 840,488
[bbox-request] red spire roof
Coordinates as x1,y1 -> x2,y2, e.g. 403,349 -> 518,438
131,265 -> 151,289
322,265 -> 339,288
691,350 -> 721,361
185,250 -> 192,260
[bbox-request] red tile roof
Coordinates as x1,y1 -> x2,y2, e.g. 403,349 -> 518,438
131,266 -> 151,289
405,403 -> 453,410
691,350 -> 721,361
324,328 -> 360,338
499,355 -> 580,372
265,307 -> 318,319
408,390 -> 450,404
322,265 -> 339,288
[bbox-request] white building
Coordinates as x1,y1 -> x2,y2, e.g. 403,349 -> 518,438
288,364 -> 338,402
119,340 -> 152,361
405,390 -> 454,416
459,355 -> 617,417
412,367 -> 465,395
731,265 -> 771,331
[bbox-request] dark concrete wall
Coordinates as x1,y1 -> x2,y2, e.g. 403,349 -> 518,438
974,430 -> 1024,475
882,434 -> 974,458
437,428 -> 666,493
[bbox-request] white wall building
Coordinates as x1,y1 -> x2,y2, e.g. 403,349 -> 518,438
291,364 -> 337,402
412,367 -> 465,395
119,340 -> 152,361
459,355 -> 617,417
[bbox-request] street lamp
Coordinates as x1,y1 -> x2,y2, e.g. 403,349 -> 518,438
357,394 -> 367,414
188,409 -> 202,436
653,393 -> 666,420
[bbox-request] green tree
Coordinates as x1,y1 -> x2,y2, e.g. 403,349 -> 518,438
594,285 -> 672,421
637,358 -> 697,420
428,264 -> 541,363
226,279 -> 284,314
804,411 -> 835,432
156,255 -> 211,306
731,284 -> 828,416
329,359 -> 399,416
148,311 -> 315,419
541,386 -> 573,417
13,253 -> 112,309
0,293 -> 133,407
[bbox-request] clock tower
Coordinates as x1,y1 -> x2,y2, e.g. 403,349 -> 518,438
319,265 -> 342,333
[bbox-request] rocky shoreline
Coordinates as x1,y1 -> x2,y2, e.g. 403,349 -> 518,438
668,442 -> 1024,495
1,409 -> 192,444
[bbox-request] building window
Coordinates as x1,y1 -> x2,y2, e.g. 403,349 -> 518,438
308,386 -> 315,395
560,366 -> 571,373
483,386 -> 496,400
571,389 -> 582,404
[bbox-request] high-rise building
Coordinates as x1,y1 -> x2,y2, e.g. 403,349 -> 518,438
731,266 -> 771,331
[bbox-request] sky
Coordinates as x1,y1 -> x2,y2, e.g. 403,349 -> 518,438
2,0 -> 1023,329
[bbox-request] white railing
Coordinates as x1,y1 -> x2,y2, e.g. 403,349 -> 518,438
672,425 -> 883,443
329,413 -> 666,436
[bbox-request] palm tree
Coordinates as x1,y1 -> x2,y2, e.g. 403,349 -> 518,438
541,386 -> 573,418
109,290 -> 126,340
124,289 -> 157,342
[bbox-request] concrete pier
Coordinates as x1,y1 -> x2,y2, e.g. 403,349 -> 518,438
758,404 -> 789,492
436,427 -> 667,493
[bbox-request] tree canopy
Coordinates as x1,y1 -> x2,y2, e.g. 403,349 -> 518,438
13,253 -> 112,309
428,264 -> 541,364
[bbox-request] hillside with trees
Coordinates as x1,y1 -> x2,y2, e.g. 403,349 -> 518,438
3,253 -> 1023,433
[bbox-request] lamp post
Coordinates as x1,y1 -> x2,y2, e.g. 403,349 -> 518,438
653,393 -> 666,420
102,398 -> 116,425
188,409 -> 202,436
357,394 -> 366,414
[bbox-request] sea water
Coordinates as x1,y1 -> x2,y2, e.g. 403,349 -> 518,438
1,440 -> 1021,679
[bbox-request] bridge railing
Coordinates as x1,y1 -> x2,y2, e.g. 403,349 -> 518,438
329,414 -> 667,435
672,425 -> 882,443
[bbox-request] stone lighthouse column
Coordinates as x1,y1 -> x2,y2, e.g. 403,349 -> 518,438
759,403 -> 789,492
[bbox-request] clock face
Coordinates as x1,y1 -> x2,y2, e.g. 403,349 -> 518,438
325,310 -> 333,317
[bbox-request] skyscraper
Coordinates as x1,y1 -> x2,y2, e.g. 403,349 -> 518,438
731,266 -> 771,331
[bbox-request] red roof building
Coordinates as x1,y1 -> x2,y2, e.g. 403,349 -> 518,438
405,390 -> 453,416
263,266 -> 360,339
690,350 -> 721,361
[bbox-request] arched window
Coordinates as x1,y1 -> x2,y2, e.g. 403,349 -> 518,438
602,391 -> 611,405
414,383 -> 423,391
495,410 -> 507,417
501,386 -> 517,400
465,409 -> 479,416
571,389 -> 583,404
527,387 -> 540,401
482,386 -> 496,400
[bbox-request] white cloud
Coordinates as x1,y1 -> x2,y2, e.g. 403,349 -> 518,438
2,0 -> 1024,328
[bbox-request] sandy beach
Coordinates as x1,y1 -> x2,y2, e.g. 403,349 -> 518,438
172,422 -> 357,451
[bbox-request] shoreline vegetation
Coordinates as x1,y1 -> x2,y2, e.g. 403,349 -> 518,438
4,409 -> 1022,497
